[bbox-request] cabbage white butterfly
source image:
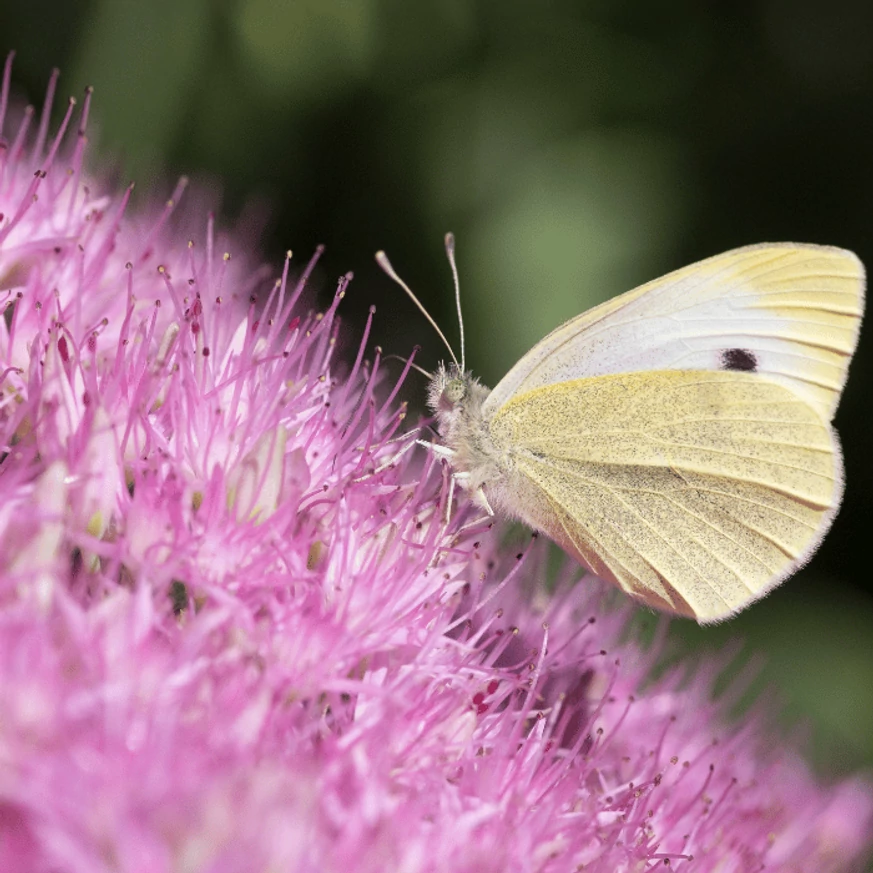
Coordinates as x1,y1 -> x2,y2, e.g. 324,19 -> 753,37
377,238 -> 864,623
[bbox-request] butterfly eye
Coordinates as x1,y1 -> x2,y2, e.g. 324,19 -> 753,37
443,379 -> 467,406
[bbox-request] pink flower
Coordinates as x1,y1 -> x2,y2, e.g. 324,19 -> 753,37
0,56 -> 870,872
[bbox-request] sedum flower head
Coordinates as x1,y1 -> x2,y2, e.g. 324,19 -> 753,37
0,57 -> 870,873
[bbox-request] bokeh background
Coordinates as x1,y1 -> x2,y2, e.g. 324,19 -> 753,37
3,1 -> 872,779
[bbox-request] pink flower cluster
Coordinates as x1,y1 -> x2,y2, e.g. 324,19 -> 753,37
0,57 -> 870,872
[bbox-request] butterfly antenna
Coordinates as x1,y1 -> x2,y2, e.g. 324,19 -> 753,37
375,249 -> 460,368
383,353 -> 433,380
444,232 -> 466,372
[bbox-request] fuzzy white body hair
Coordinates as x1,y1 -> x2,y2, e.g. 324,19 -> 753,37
427,362 -> 549,526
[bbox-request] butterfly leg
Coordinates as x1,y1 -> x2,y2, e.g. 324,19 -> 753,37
448,471 -> 495,520
418,439 -> 495,520
350,428 -> 421,483
350,436 -> 419,483
418,438 -> 455,459
446,470 -> 459,524
417,439 -> 458,521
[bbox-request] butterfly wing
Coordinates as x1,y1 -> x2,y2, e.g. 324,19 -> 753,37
482,244 -> 864,424
488,369 -> 841,622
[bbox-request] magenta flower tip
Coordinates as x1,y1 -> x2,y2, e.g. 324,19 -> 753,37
0,59 -> 870,873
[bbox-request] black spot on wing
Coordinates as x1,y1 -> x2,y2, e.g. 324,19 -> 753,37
720,348 -> 758,372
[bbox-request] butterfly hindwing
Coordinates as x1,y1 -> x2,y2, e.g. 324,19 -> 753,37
488,370 -> 841,622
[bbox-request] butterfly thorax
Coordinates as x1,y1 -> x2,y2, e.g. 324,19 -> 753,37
427,363 -> 504,494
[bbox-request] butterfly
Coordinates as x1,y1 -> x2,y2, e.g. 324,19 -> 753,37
377,239 -> 864,623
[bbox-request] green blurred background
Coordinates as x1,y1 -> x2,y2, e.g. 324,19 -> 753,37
3,1 -> 872,779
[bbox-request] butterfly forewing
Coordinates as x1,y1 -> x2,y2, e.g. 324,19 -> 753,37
488,370 -> 841,622
483,244 -> 864,423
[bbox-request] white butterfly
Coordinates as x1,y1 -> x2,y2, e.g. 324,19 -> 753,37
378,238 -> 864,623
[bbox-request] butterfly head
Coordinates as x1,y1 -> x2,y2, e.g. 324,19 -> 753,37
427,362 -> 490,434
428,362 -> 466,410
